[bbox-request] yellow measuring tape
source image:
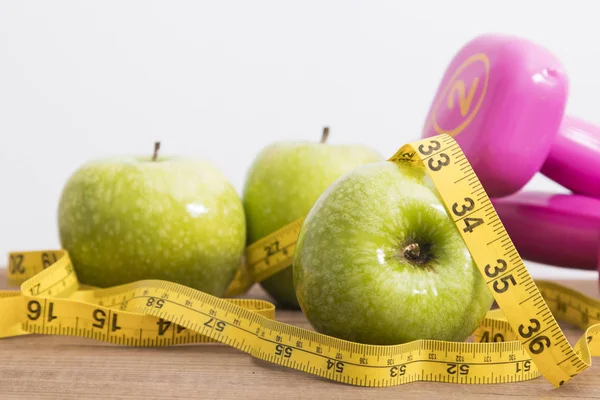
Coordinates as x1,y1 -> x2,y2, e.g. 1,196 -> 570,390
224,218 -> 305,297
2,134 -> 600,387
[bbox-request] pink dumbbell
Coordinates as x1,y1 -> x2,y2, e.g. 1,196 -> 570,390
422,34 -> 600,199
491,192 -> 600,270
542,116 -> 600,199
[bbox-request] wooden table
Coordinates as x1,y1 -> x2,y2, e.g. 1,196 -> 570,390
1,269 -> 599,399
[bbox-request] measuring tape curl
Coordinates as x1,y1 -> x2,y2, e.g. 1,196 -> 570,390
224,218 -> 305,297
2,134 -> 600,387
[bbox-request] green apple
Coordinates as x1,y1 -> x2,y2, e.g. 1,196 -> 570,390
57,143 -> 246,297
293,160 -> 494,345
242,128 -> 383,308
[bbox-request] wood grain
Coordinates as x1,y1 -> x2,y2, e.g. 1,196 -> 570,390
1,269 -> 600,399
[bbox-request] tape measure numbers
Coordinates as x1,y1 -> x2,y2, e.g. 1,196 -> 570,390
4,251 -> 276,345
224,218 -> 304,297
2,134 -> 599,387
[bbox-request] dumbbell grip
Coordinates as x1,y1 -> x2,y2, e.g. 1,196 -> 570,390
541,115 -> 600,199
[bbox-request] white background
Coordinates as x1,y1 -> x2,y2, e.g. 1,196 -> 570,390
0,1 -> 598,279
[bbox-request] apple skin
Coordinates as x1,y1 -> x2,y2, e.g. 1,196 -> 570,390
242,140 -> 383,308
57,155 -> 246,297
293,161 -> 494,345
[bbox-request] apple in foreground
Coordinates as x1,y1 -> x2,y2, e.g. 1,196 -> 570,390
58,143 -> 246,297
293,161 -> 494,344
243,128 -> 383,308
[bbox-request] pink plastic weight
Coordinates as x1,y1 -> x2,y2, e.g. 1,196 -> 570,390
492,192 -> 600,270
542,116 -> 600,199
422,34 -> 568,198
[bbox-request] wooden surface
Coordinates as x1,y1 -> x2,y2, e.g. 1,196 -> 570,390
1,269 -> 600,399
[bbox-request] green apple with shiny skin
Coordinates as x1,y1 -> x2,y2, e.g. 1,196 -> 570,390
57,144 -> 246,297
293,161 -> 494,345
243,129 -> 383,308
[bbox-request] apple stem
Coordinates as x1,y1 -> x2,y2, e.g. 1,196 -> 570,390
153,141 -> 161,161
404,243 -> 421,261
320,127 -> 329,143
